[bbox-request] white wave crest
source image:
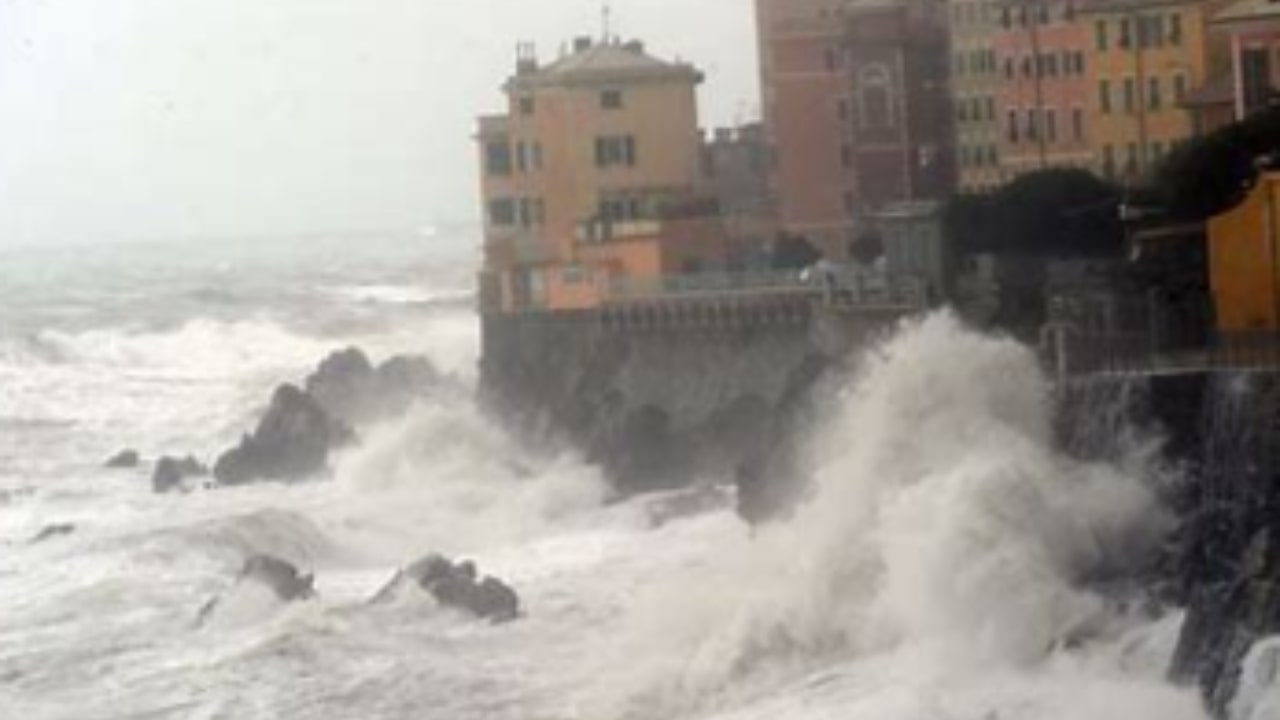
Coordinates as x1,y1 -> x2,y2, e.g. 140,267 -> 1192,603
590,312 -> 1196,720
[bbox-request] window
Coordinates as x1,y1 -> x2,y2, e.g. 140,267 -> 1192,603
1007,109 -> 1020,143
1026,108 -> 1038,141
1005,58 -> 1015,78
1072,107 -> 1084,141
1123,77 -> 1136,113
1174,72 -> 1188,104
1170,14 -> 1183,45
594,135 -> 637,168
1046,109 -> 1058,143
488,198 -> 516,226
1022,56 -> 1033,77
563,265 -> 587,285
601,90 -> 624,110
1103,144 -> 1116,177
858,64 -> 895,129
1125,142 -> 1139,173
518,96 -> 535,116
485,140 -> 514,176
1099,80 -> 1112,114
955,52 -> 967,76
838,99 -> 851,122
825,47 -> 840,72
1119,18 -> 1132,49
1076,52 -> 1086,75
1147,76 -> 1161,109
841,144 -> 854,168
986,97 -> 997,120
1046,54 -> 1059,76
1243,47 -> 1273,112
515,141 -> 528,173
1096,20 -> 1108,51
532,142 -> 544,170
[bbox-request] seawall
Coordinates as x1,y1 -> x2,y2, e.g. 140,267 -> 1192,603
479,299 -> 908,493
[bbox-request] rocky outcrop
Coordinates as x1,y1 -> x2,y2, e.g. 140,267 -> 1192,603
213,385 -> 350,487
305,347 -> 440,428
209,348 -> 442,488
152,455 -> 208,494
371,553 -> 520,623
238,554 -> 316,602
104,450 -> 140,469
29,523 -> 76,544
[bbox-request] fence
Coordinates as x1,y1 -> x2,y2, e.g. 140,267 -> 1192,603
1043,293 -> 1280,378
605,268 -> 929,311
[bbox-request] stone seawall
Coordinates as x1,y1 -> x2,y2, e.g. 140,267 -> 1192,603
478,304 -> 905,493
1061,369 -> 1280,718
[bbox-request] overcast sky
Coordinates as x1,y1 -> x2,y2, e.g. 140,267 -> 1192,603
0,0 -> 759,246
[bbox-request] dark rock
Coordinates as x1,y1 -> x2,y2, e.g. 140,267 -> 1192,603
372,553 -> 520,623
305,348 -> 439,428
152,455 -> 208,494
213,384 -> 351,487
105,450 -> 141,469
29,523 -> 75,544
240,554 -> 316,602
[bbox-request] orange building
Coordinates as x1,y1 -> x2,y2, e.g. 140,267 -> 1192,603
476,38 -> 720,313
1208,172 -> 1280,331
1080,0 -> 1232,180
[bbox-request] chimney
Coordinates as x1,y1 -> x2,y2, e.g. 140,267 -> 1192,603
515,42 -> 539,75
573,36 -> 593,53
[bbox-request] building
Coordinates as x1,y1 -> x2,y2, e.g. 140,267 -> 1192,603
700,123 -> 777,269
1213,0 -> 1280,121
755,0 -> 860,258
1081,0 -> 1231,181
845,0 -> 955,210
1207,171 -> 1280,331
992,0 -> 1095,179
949,0 -> 1005,191
755,0 -> 953,258
476,37 -> 720,313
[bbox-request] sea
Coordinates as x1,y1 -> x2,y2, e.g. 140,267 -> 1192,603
0,233 -> 1227,719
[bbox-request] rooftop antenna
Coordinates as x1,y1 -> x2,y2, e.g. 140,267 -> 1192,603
601,1 -> 613,42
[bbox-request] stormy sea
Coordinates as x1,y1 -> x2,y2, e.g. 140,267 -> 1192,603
0,233 -> 1236,720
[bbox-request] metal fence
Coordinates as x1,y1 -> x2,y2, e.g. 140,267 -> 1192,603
605,268 -> 929,310
1043,294 -> 1280,378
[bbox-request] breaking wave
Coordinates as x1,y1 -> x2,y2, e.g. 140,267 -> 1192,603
591,312 -> 1200,720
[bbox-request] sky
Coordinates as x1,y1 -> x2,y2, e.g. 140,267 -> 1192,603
0,0 -> 759,247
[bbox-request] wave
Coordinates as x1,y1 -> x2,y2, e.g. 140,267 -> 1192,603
588,312 -> 1199,720
329,283 -> 474,308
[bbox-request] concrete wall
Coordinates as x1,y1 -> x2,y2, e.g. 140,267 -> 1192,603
479,306 -> 902,493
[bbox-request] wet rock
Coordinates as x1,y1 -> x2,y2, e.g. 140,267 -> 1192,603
152,455 -> 208,494
239,554 -> 316,602
29,523 -> 76,544
371,553 -> 520,623
305,348 -> 439,428
213,384 -> 352,487
104,450 -> 141,469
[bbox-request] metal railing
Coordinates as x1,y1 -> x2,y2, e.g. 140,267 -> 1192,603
605,268 -> 929,310
1043,294 -> 1280,378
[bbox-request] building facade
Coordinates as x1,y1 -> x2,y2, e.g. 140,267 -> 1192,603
477,38 -> 716,312
1213,0 -> 1280,121
949,0 -> 1005,191
755,0 -> 860,258
1082,0 -> 1231,181
992,0 -> 1095,179
756,0 -> 953,259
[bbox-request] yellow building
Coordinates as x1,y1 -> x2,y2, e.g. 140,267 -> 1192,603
1080,0 -> 1231,181
1208,173 -> 1280,332
476,37 -> 710,313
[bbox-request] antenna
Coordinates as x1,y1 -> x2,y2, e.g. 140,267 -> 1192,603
602,1 -> 613,42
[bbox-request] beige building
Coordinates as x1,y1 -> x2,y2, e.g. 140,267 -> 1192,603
949,0 -> 1004,192
477,37 -> 709,312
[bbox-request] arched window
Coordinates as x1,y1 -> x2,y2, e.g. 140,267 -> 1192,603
858,64 -> 895,130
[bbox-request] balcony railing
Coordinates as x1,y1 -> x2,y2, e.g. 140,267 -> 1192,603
605,268 -> 929,310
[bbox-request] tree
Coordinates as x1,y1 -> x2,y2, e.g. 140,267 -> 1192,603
770,233 -> 823,270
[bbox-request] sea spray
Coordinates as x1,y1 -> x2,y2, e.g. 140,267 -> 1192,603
591,312 -> 1197,720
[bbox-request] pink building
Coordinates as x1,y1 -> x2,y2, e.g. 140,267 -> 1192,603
993,0 -> 1095,177
1214,0 -> 1280,119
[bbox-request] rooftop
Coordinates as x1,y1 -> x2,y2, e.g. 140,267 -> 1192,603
506,38 -> 702,91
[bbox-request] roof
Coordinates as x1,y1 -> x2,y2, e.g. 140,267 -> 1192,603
507,40 -> 702,91
1213,0 -> 1280,26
